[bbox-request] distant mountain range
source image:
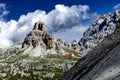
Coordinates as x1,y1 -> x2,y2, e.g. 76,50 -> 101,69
78,10 -> 120,53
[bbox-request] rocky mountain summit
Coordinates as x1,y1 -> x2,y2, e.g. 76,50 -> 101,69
22,22 -> 54,48
21,22 -> 56,57
58,19 -> 120,80
79,10 -> 120,53
0,22 -> 82,80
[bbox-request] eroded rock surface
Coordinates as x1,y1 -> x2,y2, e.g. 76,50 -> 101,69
79,10 -> 120,53
58,19 -> 120,80
22,22 -> 54,48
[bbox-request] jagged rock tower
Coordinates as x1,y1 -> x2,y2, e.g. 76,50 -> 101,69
33,22 -> 46,31
22,22 -> 54,48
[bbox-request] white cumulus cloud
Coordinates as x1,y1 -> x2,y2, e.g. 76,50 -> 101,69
0,3 -> 99,48
114,3 -> 120,10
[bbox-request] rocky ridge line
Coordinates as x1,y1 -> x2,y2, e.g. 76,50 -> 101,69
58,19 -> 120,80
79,10 -> 120,53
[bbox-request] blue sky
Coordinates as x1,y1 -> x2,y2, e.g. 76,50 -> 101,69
1,0 -> 119,20
0,0 -> 120,48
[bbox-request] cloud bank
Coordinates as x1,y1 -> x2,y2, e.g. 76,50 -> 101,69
0,3 -> 98,48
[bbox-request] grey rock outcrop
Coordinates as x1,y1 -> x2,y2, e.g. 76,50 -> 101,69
33,22 -> 46,31
55,39 -> 70,49
64,41 -> 70,48
79,10 -> 120,53
22,22 -> 55,48
58,19 -> 120,80
71,40 -> 80,51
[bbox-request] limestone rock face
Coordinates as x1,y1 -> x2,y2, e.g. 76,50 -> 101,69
71,40 -> 80,51
57,39 -> 64,45
79,10 -> 120,53
58,19 -> 120,80
64,41 -> 70,48
22,22 -> 54,48
33,22 -> 46,31
55,39 -> 70,49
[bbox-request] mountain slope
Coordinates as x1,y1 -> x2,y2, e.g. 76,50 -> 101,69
79,10 -> 120,53
0,22 -> 82,80
58,19 -> 120,80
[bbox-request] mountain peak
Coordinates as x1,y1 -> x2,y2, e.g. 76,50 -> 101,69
58,18 -> 120,80
33,22 -> 47,31
22,22 -> 55,49
79,10 -> 120,53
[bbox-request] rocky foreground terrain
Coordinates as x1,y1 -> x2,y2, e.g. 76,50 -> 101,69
0,22 -> 82,80
58,19 -> 120,80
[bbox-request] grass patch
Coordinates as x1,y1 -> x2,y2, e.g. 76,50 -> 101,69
46,46 -> 53,50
